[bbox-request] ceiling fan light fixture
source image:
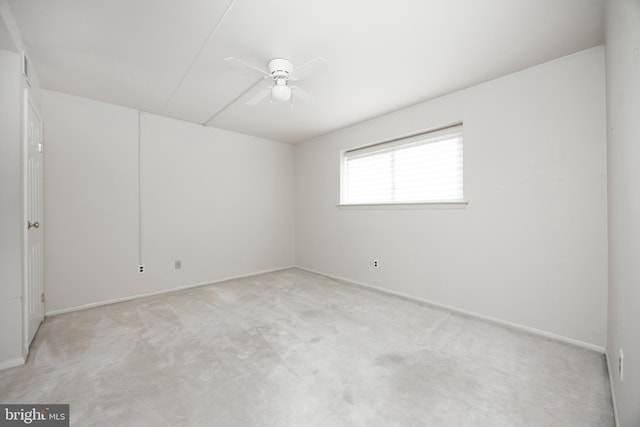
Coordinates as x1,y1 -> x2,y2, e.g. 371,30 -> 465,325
228,56 -> 325,106
271,79 -> 291,102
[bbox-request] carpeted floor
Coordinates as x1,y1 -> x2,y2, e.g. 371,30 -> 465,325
0,268 -> 614,426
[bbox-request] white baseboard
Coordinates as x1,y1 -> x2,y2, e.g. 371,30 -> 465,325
297,266 -> 606,354
605,352 -> 620,427
0,356 -> 25,371
44,264 -> 605,354
45,265 -> 295,317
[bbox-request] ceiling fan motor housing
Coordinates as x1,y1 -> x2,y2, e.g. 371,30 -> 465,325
268,58 -> 294,80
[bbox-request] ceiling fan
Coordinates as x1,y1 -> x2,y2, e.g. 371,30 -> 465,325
224,56 -> 328,106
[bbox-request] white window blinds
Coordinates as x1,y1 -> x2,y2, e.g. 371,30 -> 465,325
341,124 -> 463,204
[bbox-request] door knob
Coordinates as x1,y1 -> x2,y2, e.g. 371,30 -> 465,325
27,221 -> 40,230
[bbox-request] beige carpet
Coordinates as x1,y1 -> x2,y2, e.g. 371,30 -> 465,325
0,268 -> 614,426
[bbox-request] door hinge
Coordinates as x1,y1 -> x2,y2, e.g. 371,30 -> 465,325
38,143 -> 44,153
41,292 -> 44,303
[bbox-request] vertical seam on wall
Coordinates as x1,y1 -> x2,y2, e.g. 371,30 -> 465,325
138,110 -> 142,265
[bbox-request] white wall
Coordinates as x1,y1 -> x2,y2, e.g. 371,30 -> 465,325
42,90 -> 295,313
140,113 -> 295,291
42,91 -> 140,312
605,0 -> 640,425
296,46 -> 608,349
0,48 -> 23,369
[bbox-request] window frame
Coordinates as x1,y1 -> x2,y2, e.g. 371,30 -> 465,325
338,123 -> 467,209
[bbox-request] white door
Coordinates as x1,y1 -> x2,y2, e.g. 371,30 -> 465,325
24,93 -> 44,348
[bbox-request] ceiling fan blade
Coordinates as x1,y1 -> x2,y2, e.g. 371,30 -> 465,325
293,57 -> 329,81
290,86 -> 312,104
246,86 -> 272,105
224,57 -> 270,78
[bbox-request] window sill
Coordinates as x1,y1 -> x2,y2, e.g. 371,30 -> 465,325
336,201 -> 469,210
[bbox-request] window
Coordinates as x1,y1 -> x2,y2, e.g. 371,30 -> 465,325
341,124 -> 463,205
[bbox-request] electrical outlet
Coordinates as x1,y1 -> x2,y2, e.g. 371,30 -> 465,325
137,264 -> 145,274
619,349 -> 624,382
174,260 -> 182,270
373,260 -> 379,268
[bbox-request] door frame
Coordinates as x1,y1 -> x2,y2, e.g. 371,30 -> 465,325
22,87 -> 44,357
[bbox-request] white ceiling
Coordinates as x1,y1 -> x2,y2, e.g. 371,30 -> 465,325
8,0 -> 604,143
